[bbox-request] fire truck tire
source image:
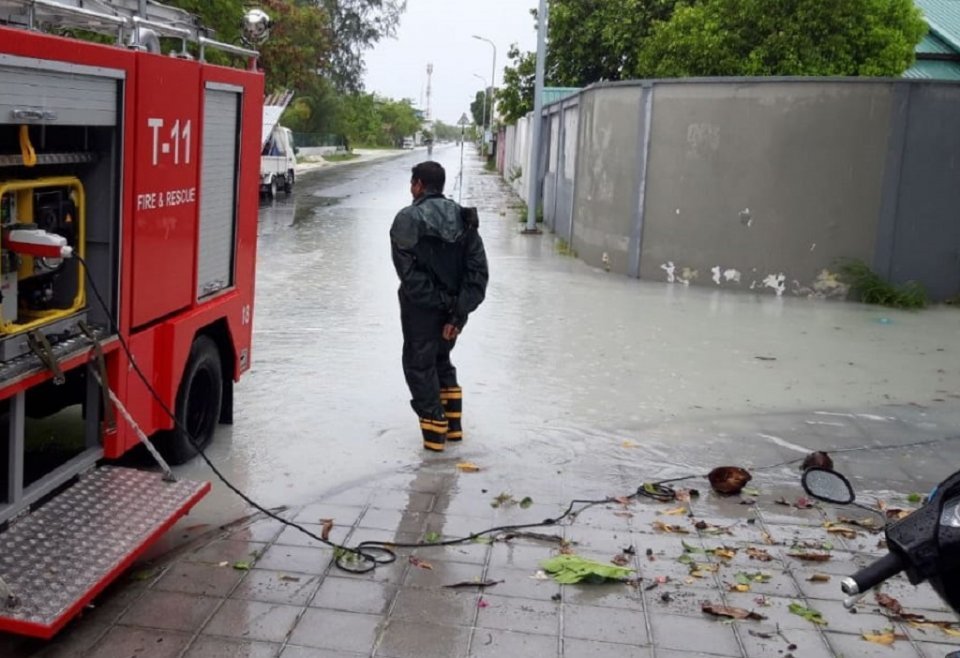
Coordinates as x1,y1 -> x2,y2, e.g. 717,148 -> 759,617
155,335 -> 223,465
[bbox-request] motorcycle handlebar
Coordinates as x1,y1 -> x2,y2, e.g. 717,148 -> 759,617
841,552 -> 905,595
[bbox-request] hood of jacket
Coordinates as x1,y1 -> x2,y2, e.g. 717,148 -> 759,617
411,194 -> 463,243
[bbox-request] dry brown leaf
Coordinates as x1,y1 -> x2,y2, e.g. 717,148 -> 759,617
761,532 -> 779,545
862,631 -> 897,646
875,592 -> 903,616
944,627 -> 960,637
408,556 -> 433,570
807,574 -> 831,583
661,507 -> 688,516
456,461 -> 481,473
838,516 -> 881,533
788,551 -> 832,562
701,602 -> 766,621
319,518 -> 334,541
613,496 -> 632,506
611,554 -> 631,567
652,520 -> 690,534
730,583 -> 751,593
710,548 -> 737,561
746,547 -> 773,562
444,579 -> 502,589
824,522 -> 859,540
621,440 -> 639,448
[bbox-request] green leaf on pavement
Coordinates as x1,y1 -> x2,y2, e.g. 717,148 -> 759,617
681,540 -> 704,554
789,603 -> 828,626
907,492 -> 923,504
540,554 -> 635,584
519,496 -> 534,509
232,561 -> 252,571
424,531 -> 442,544
741,487 -> 761,497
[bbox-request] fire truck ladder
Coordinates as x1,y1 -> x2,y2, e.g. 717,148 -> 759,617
0,0 -> 259,61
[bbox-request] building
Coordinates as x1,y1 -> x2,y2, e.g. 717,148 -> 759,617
907,0 -> 960,80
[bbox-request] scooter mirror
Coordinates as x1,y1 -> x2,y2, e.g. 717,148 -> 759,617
802,467 -> 855,505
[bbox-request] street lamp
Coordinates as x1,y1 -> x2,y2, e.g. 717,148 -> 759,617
472,35 -> 496,149
472,73 -> 488,138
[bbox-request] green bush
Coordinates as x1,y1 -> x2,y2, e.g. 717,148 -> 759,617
838,259 -> 927,309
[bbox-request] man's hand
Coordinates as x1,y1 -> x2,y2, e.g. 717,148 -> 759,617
442,324 -> 460,341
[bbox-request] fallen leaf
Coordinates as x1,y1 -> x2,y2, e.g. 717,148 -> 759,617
736,571 -> 772,584
838,516 -> 881,533
696,521 -> 733,536
661,507 -> 688,516
807,574 -> 831,583
477,598 -> 489,608
279,575 -> 301,582
906,492 -> 924,504
824,522 -> 859,540
774,497 -> 791,506
408,556 -> 433,570
232,561 -> 252,571
621,440 -> 638,448
444,579 -> 503,589
613,496 -> 632,506
613,511 -> 634,519
708,547 -> 737,561
761,532 -> 779,546
748,629 -> 775,640
656,575 -> 669,585
320,518 -> 334,541
741,487 -> 761,497
681,540 -> 704,554
875,592 -> 903,616
540,554 -> 635,583
491,492 -> 515,508
424,531 -> 442,544
730,583 -> 751,593
862,630 -> 901,645
702,602 -> 766,621
789,603 -> 828,626
653,520 -> 690,534
884,507 -> 914,521
788,551 -> 832,562
456,461 -> 481,473
519,496 -> 534,509
611,554 -> 631,567
794,497 -> 815,510
746,547 -> 773,562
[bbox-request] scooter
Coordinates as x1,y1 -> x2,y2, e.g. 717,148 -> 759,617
802,467 -> 960,615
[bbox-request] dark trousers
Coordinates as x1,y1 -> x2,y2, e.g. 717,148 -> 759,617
400,294 -> 458,420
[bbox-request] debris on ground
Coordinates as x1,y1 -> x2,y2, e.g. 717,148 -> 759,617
708,466 -> 752,495
787,550 -> 832,562
746,547 -> 774,562
862,629 -> 906,645
800,451 -> 834,471
652,520 -> 690,534
444,579 -> 502,589
540,554 -> 635,584
320,518 -> 334,540
456,462 -> 481,473
807,574 -> 831,583
408,556 -> 433,570
701,602 -> 766,621
789,603 -> 828,626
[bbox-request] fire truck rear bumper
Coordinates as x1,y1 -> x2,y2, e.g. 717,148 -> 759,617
0,466 -> 210,639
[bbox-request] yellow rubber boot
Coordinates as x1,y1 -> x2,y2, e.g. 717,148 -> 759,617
440,387 -> 462,442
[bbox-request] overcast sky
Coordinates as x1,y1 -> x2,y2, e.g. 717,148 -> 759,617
363,0 -> 539,125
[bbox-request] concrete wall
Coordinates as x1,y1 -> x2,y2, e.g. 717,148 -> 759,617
639,81 -> 892,295
521,78 -> 960,301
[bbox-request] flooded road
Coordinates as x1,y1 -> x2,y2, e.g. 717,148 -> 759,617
170,143 -> 960,531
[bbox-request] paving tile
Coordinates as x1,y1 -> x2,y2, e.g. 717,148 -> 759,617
721,592 -> 816,631
183,636 -> 281,658
826,630 -> 924,657
562,527 -> 638,554
391,585 -> 476,626
311,576 -> 397,615
563,603 -> 649,646
649,612 -> 740,655
281,646 -> 365,658
422,512 -> 491,539
716,564 -> 800,598
475,594 -> 560,636
82,580 -> 149,625
488,541 -> 557,571
288,609 -> 381,653
655,651 -> 739,658
153,561 -> 246,597
294,503 -> 365,525
255,544 -> 334,574
202,600 -> 302,643
228,518 -> 287,544
186,539 -> 270,566
562,581 -> 643,611
367,489 -> 435,514
651,584 -> 719,617
741,626 -> 830,658
376,620 -> 471,658
233,569 -> 322,606
359,508 -> 427,533
403,556 -> 484,589
30,621 -> 110,658
483,566 -> 559,601
430,491 -> 494,519
119,590 -> 220,632
562,637 -> 652,658
468,628 -> 558,657
87,626 -> 191,658
809,598 -> 902,636
276,523 -> 350,548
919,642 -> 960,658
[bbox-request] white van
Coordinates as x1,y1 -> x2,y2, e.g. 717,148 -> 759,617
261,125 -> 296,197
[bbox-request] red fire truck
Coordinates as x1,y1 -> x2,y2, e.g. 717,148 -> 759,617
0,0 -> 265,639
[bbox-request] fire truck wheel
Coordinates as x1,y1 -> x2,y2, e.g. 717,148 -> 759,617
155,335 -> 223,465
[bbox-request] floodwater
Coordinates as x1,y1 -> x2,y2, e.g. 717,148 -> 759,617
169,143 -> 960,533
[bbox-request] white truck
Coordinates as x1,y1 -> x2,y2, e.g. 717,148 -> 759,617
261,90 -> 295,198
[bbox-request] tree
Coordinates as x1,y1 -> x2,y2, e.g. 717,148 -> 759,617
320,0 -> 406,91
547,0 -> 677,86
636,0 -> 926,77
470,90 -> 487,127
496,45 -> 537,124
432,121 -> 462,141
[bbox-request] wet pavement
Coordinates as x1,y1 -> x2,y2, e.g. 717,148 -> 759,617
3,144 -> 960,657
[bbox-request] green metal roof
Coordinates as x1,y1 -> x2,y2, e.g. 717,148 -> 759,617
915,0 -> 960,51
905,59 -> 960,79
917,32 -> 955,53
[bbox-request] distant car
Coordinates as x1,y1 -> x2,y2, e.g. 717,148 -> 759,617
402,137 -> 415,150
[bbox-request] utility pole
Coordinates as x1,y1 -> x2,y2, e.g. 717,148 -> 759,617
524,0 -> 547,234
425,63 -> 433,122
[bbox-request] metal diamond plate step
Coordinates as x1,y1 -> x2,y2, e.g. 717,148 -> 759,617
0,466 -> 210,639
